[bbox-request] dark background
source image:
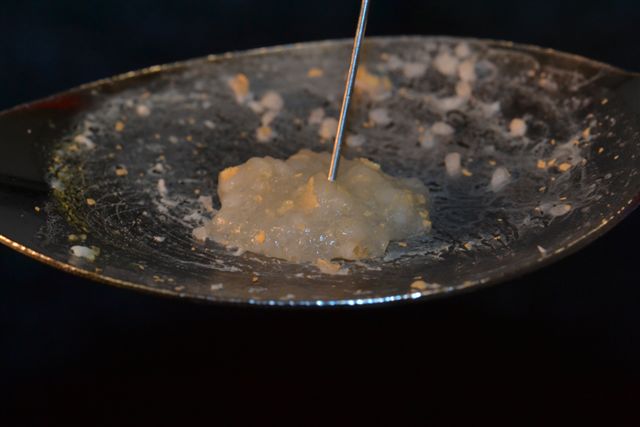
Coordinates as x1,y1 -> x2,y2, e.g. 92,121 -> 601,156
1,0 -> 639,424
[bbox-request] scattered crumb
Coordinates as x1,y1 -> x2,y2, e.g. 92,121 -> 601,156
70,245 -> 100,262
425,94 -> 466,113
73,134 -> 95,149
247,100 -> 264,114
319,117 -> 338,140
346,134 -> 366,147
259,91 -> 284,111
153,236 -> 166,243
455,81 -> 472,98
86,198 -> 96,206
355,66 -> 392,100
383,54 -> 403,70
490,167 -> 511,192
509,118 -> 527,137
538,78 -> 558,91
228,73 -> 251,104
315,258 -> 346,275
550,204 -> 572,216
115,121 -> 125,132
410,280 -> 428,291
461,168 -> 473,177
433,51 -> 459,76
157,179 -> 168,196
458,59 -> 476,82
115,165 -> 128,176
369,108 -> 392,127
454,42 -> 471,58
537,245 -> 547,255
204,120 -> 216,129
193,226 -> 208,241
463,242 -> 473,250
256,126 -> 274,143
432,121 -> 454,136
403,62 -> 427,79
539,202 -> 573,217
445,152 -> 462,177
307,68 -> 324,78
537,159 -> 547,169
136,105 -> 151,117
152,163 -> 165,174
557,162 -> 572,172
261,110 -> 279,127
34,206 -> 41,213
308,108 -> 325,125
597,147 -> 604,154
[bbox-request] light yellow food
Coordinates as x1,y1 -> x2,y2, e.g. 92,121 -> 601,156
197,150 -> 431,263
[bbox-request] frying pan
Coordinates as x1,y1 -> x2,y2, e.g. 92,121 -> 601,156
0,36 -> 638,306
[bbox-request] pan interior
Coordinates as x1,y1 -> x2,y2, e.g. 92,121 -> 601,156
41,37 -> 639,305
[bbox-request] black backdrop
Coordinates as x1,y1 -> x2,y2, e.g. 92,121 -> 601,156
1,0 -> 639,424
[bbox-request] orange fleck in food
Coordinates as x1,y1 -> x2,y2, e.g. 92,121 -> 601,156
254,230 -> 266,244
537,159 -> 547,169
115,121 -> 125,132
86,198 -> 96,206
461,168 -> 473,177
219,166 -> 240,183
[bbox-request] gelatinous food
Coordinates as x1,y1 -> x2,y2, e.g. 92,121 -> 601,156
195,150 -> 431,263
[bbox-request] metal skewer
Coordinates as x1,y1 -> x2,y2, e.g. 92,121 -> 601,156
327,0 -> 371,182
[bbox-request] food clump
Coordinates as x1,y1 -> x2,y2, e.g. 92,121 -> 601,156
195,150 -> 431,263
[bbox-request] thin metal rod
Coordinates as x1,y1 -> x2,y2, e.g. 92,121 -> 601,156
327,0 -> 371,182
